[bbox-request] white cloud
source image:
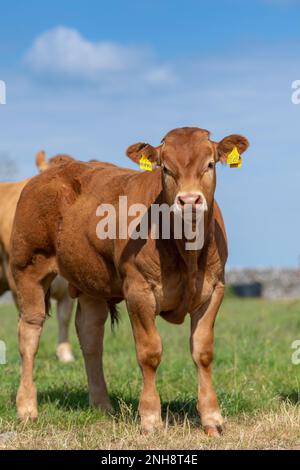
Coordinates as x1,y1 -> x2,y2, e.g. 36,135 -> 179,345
24,26 -> 142,77
24,26 -> 174,86
144,65 -> 176,85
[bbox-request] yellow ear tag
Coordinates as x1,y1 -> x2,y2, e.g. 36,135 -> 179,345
227,146 -> 242,168
139,154 -> 153,171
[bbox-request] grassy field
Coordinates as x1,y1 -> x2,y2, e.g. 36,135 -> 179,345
0,297 -> 300,450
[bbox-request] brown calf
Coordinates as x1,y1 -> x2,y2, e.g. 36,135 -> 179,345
10,127 -> 249,435
0,152 -> 75,362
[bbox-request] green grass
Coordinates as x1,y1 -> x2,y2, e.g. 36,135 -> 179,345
0,298 -> 300,449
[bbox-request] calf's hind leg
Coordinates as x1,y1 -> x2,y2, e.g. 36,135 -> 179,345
56,293 -> 75,363
75,295 -> 112,411
15,262 -> 55,421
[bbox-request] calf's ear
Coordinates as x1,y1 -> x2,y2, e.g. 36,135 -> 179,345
36,150 -> 49,173
126,142 -> 160,165
216,134 -> 249,164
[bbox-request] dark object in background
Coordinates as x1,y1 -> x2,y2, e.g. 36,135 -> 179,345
232,282 -> 262,298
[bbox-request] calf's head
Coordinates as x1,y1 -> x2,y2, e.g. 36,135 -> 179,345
127,127 -> 249,213
36,150 -> 75,173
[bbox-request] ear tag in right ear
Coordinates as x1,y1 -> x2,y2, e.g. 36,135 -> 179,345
139,154 -> 153,171
229,159 -> 242,168
227,146 -> 242,168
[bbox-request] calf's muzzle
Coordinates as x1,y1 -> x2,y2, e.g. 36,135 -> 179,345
175,192 -> 206,211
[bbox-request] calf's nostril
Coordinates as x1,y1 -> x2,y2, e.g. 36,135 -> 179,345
194,195 -> 203,205
178,196 -> 185,206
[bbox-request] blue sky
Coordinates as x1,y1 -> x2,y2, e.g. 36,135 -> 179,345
1,0 -> 300,267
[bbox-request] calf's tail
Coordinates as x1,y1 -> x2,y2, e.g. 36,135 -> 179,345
108,301 -> 120,331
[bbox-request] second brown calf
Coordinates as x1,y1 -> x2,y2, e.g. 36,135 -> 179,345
0,152 -> 75,362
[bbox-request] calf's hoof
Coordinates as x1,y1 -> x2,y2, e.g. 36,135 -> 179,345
201,411 -> 224,437
17,391 -> 38,422
141,415 -> 163,435
17,405 -> 38,422
56,342 -> 75,363
204,424 -> 224,437
90,398 -> 114,414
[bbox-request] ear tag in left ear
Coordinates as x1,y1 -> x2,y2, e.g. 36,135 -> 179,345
227,146 -> 242,168
139,154 -> 153,171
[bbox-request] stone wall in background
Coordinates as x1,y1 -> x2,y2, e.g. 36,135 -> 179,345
226,268 -> 300,299
1,269 -> 300,302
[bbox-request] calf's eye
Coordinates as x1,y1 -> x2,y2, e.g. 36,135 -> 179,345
208,161 -> 215,170
163,166 -> 174,177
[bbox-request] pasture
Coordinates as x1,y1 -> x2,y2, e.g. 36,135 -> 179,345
0,297 -> 300,450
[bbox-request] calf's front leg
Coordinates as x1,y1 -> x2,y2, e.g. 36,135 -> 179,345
125,282 -> 163,434
190,283 -> 225,437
